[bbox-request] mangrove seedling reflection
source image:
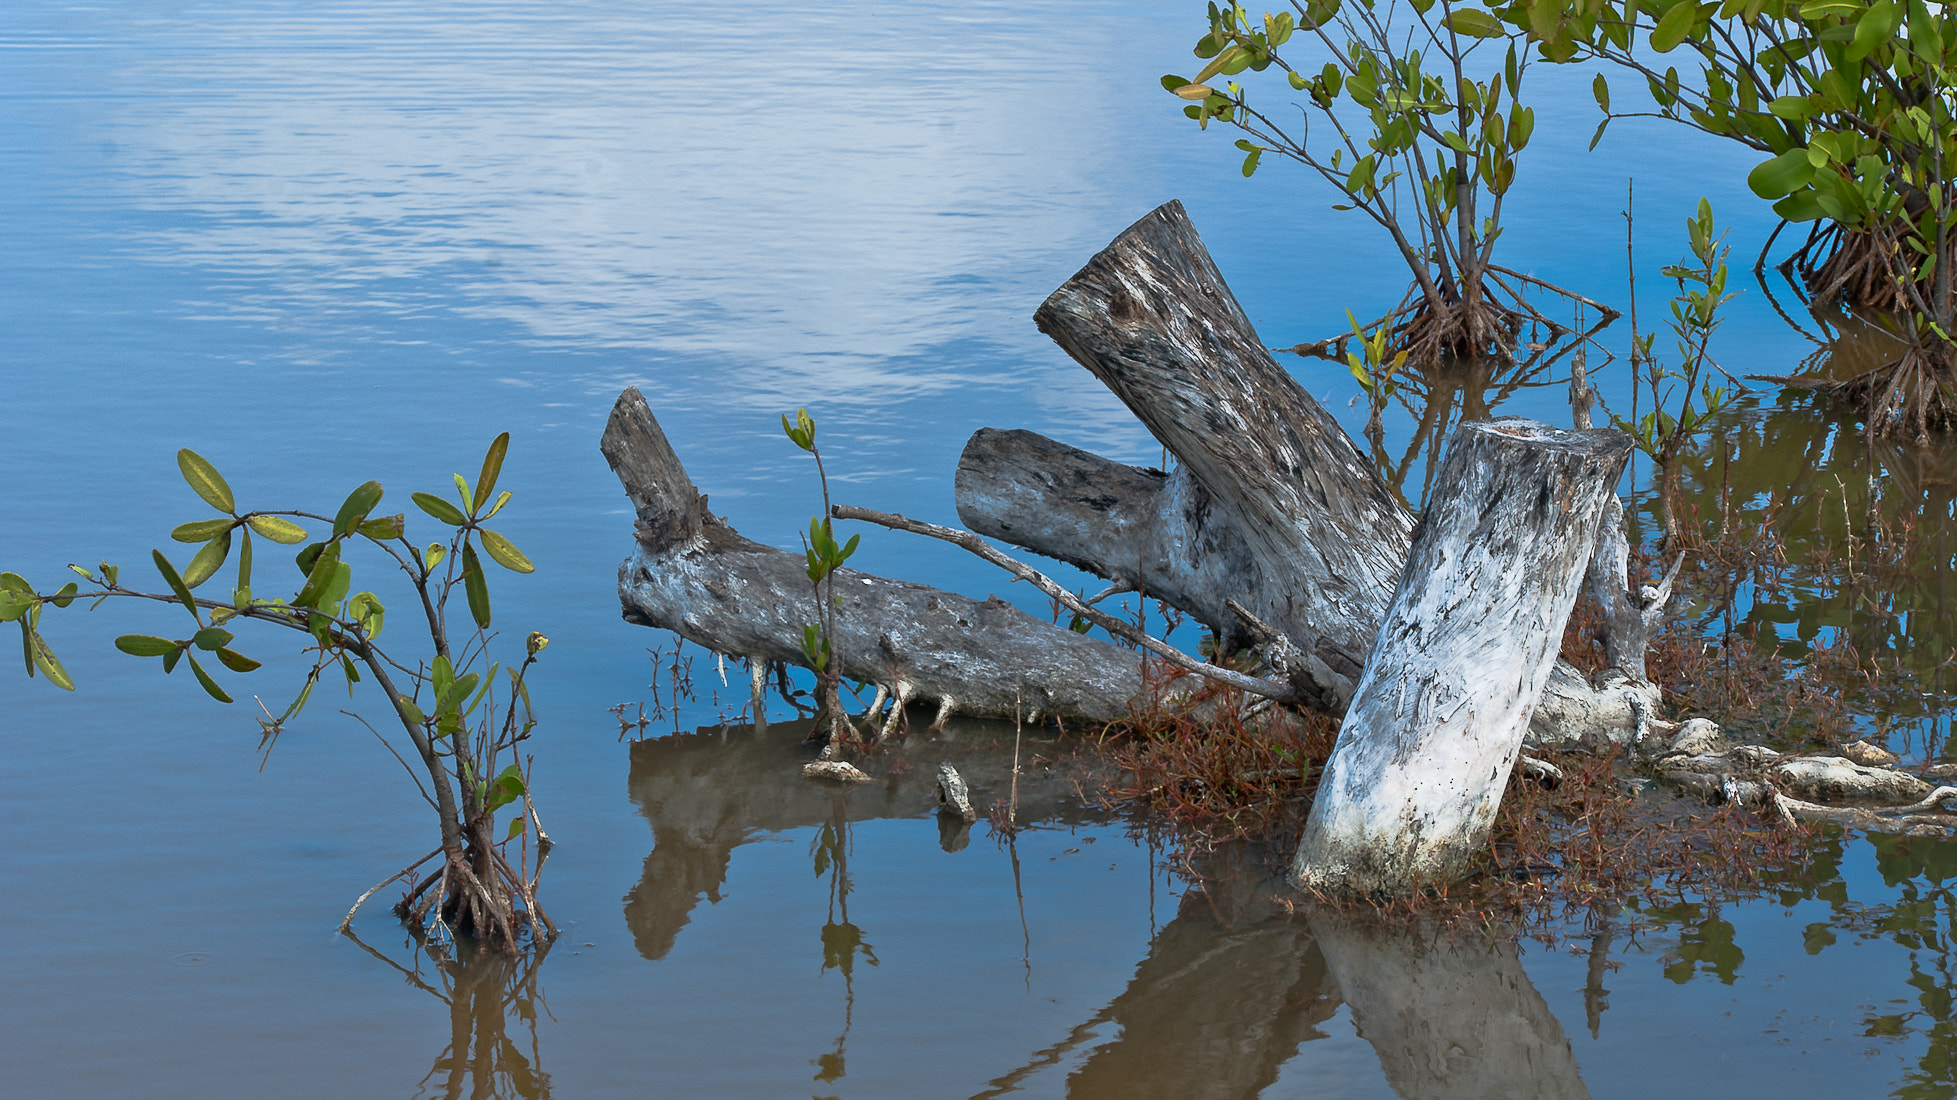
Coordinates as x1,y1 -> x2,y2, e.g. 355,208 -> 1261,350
811,804 -> 877,1088
344,929 -> 553,1100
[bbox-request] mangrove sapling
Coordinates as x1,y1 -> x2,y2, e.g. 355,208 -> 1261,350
1613,198 -> 1740,544
782,408 -> 863,745
1,435 -> 555,951
1165,0 -> 1612,366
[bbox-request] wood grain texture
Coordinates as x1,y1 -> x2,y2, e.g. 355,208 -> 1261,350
1292,419 -> 1633,894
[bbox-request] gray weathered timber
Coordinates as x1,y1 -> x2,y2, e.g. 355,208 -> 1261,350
957,425 -> 1659,747
1033,200 -> 1415,712
955,427 -> 1261,649
1292,419 -> 1633,895
601,387 -> 1150,725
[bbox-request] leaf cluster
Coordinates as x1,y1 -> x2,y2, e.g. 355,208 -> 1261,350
1162,0 -> 1542,344
1542,0 -> 1957,324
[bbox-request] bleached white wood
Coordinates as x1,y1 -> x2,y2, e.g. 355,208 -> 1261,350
1292,419 -> 1632,894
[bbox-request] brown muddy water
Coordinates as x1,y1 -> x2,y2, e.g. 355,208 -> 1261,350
7,1 -> 1957,1097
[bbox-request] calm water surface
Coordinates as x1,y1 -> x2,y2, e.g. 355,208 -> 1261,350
2,1 -> 1951,1096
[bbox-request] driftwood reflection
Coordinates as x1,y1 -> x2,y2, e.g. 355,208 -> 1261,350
341,930 -> 552,1100
982,875 -> 1592,1100
1309,913 -> 1591,1100
622,716 -> 1104,962
976,874 -> 1339,1100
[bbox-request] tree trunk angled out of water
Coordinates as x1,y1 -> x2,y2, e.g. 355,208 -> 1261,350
964,200 -> 1659,745
1292,420 -> 1633,895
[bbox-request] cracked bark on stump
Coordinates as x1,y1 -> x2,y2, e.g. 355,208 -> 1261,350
1291,419 -> 1633,895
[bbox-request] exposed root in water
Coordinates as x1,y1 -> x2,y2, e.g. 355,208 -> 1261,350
1082,497 -> 1957,930
1766,223 -> 1957,440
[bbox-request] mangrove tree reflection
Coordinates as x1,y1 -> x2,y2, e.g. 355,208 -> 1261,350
1666,392 -> 1957,749
342,931 -> 552,1100
811,799 -> 877,1091
1744,831 -> 1957,1098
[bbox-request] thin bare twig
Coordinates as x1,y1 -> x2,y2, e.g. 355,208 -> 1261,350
831,505 -> 1297,703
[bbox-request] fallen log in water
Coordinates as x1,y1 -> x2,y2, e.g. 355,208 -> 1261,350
1292,419 -> 1633,895
601,387 -> 1161,726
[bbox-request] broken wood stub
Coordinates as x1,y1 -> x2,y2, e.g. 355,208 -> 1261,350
1033,200 -> 1415,712
1293,419 -> 1634,895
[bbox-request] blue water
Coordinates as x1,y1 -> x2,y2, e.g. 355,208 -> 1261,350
0,1 -> 1934,1097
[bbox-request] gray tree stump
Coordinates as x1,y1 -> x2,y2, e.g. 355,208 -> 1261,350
1292,419 -> 1633,895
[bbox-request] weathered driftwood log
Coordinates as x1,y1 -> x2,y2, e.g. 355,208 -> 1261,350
601,387 -> 1157,725
956,426 -> 1658,746
1293,420 -> 1632,895
961,200 -> 1660,744
1029,200 -> 1413,714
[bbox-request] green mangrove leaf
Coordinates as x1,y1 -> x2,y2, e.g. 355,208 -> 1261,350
356,513 -> 406,541
1442,8 -> 1504,37
186,653 -> 231,702
152,550 -> 200,619
0,578 -> 35,623
246,514 -> 309,544
476,432 -> 510,508
215,646 -> 261,673
171,518 -> 234,543
781,408 -> 816,451
348,590 -> 384,638
332,481 -> 384,539
462,541 -> 491,629
479,528 -> 534,574
115,634 -> 179,657
1748,147 -> 1816,198
30,629 -> 74,690
292,541 -> 341,609
176,449 -> 235,514
1651,0 -> 1699,52
191,626 -> 234,651
412,491 -> 466,527
182,528 -> 232,589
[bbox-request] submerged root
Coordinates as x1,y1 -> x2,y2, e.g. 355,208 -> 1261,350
1281,266 -> 1614,372
1816,344 -> 1957,442
383,840 -> 555,954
